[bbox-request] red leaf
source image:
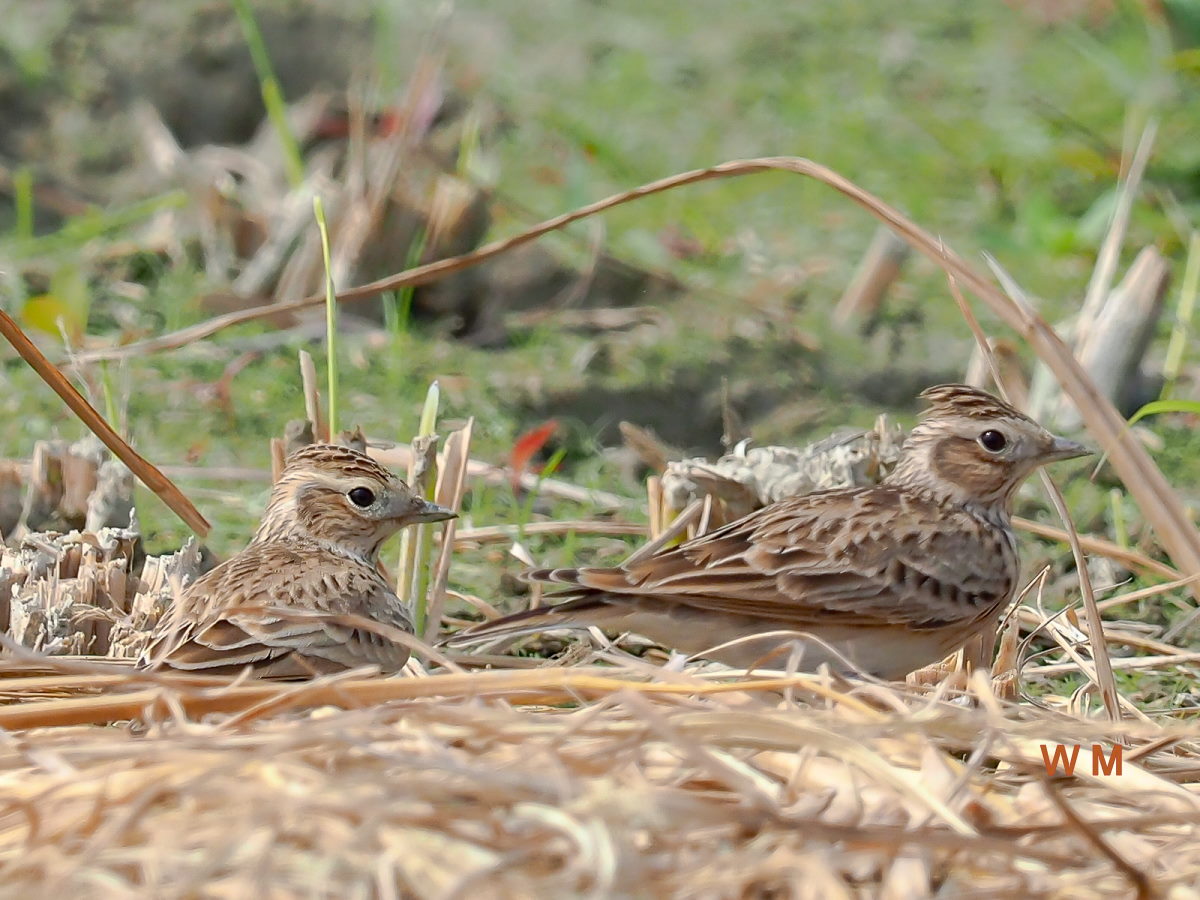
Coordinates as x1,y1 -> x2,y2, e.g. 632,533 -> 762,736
509,420 -> 559,482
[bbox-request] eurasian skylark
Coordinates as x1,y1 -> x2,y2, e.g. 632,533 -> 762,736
452,385 -> 1089,679
142,444 -> 455,677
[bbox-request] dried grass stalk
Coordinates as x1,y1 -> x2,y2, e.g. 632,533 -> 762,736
423,418 -> 474,643
0,309 -> 209,535
1059,245 -> 1170,427
833,224 -> 911,326
298,349 -> 327,442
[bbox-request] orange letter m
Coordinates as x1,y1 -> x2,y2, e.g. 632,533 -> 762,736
1092,744 -> 1123,776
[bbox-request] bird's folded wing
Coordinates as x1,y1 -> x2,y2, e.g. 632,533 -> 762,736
573,491 -> 1013,630
146,547 -> 413,674
151,615 -> 324,673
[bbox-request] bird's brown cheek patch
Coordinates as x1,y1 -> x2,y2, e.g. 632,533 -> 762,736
294,485 -> 352,533
930,438 -> 1007,498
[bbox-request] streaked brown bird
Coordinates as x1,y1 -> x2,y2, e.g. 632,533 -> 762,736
142,444 -> 455,678
450,385 -> 1089,679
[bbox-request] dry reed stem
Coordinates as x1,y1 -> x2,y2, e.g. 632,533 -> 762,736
1077,120 -> 1157,342
947,270 -> 1119,719
1092,573 -> 1200,614
833,225 -> 911,325
424,419 -> 474,643
0,309 -> 210,536
624,499 -> 702,566
269,436 -> 285,481
647,475 -> 663,539
1012,516 -> 1181,581
298,349 -> 327,442
452,520 -> 645,545
0,666 -> 835,730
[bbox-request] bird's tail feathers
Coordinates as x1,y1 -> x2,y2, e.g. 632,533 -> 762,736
441,601 -> 596,649
521,566 -> 585,586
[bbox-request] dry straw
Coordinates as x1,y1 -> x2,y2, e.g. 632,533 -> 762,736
0,659 -> 1195,896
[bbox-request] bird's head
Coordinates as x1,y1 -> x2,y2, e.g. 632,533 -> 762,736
885,384 -> 1090,511
254,444 -> 455,559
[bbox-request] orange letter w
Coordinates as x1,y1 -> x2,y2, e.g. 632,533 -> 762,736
1040,743 -> 1080,776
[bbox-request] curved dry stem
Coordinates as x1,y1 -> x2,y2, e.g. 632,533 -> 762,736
0,309 -> 210,535
65,155 -> 1200,594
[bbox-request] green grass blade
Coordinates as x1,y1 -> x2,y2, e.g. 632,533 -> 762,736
410,381 -> 442,636
12,166 -> 33,240
1161,231 -> 1200,400
392,227 -> 428,337
1126,400 -> 1200,428
1109,488 -> 1129,550
99,361 -> 119,434
4,191 -> 187,258
312,196 -> 338,437
1091,399 -> 1200,475
400,384 -> 444,638
230,0 -> 305,188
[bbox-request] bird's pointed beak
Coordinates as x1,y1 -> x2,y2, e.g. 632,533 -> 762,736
411,499 -> 457,523
1046,436 -> 1092,462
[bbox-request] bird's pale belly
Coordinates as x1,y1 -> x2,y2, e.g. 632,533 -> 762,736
604,605 -> 988,680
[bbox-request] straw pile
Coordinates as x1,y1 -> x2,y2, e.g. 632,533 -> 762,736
0,660 -> 1194,897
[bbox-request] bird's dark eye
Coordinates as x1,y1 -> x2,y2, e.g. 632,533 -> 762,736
978,430 -> 1008,453
348,487 -> 376,507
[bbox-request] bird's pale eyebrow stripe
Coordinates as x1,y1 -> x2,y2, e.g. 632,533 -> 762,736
298,473 -> 361,491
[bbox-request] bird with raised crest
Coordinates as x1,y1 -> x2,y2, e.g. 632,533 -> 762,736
448,385 -> 1090,679
141,444 -> 455,678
